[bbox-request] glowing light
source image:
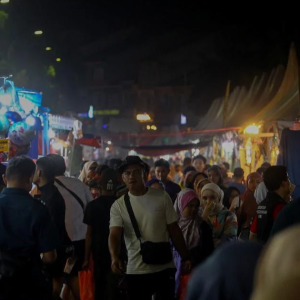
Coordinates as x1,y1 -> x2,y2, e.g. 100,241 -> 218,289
146,125 -> 151,130
56,58 -> 61,62
34,30 -> 43,35
19,97 -> 35,114
48,128 -> 55,139
106,147 -> 110,151
46,47 -> 52,51
25,115 -> 35,126
181,114 -> 187,125
0,0 -> 10,4
0,106 -> 7,114
107,141 -> 112,145
88,105 -> 93,118
244,124 -> 260,135
276,149 -> 279,155
151,125 -> 157,130
136,113 -> 151,122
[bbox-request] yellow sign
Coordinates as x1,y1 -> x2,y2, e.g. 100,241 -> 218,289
0,139 -> 9,152
94,110 -> 119,116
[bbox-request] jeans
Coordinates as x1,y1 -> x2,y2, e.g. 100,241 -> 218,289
126,268 -> 176,300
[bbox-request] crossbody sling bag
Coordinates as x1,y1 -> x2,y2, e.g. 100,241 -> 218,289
124,193 -> 173,265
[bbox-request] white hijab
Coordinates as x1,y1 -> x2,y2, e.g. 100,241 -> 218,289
201,183 -> 224,215
254,182 -> 268,205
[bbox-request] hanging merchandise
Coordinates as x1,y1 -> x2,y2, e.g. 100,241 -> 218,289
8,121 -> 35,146
5,111 -> 22,126
0,115 -> 10,138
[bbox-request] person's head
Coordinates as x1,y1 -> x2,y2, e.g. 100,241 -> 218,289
118,156 -> 147,193
263,166 -> 291,201
246,172 -> 262,193
192,172 -> 208,191
208,165 -> 223,186
261,162 -> 271,169
253,226 -> 300,300
47,154 -> 66,176
87,162 -> 97,182
145,178 -> 164,191
78,161 -> 97,183
225,187 -> 240,206
154,159 -> 170,183
4,155 -> 36,192
183,157 -> 192,168
33,157 -> 56,187
196,178 -> 210,197
175,164 -> 182,173
219,163 -> 230,178
204,164 -> 211,172
88,181 -> 100,199
192,155 -> 207,173
94,164 -> 109,183
233,167 -> 244,183
201,182 -> 224,215
176,189 -> 200,219
108,158 -> 122,170
99,168 -> 119,195
184,171 -> 197,189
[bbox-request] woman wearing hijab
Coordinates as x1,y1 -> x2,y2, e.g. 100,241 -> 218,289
237,172 -> 262,239
185,242 -> 263,300
201,183 -> 238,247
78,161 -> 97,184
173,189 -> 214,299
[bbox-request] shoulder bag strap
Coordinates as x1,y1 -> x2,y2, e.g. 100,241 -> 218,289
55,178 -> 84,211
124,193 -> 142,241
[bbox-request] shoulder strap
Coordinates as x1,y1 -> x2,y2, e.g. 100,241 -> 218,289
55,178 -> 84,211
124,193 -> 142,241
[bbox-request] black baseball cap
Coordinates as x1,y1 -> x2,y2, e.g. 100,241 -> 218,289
118,156 -> 147,174
101,168 -> 119,191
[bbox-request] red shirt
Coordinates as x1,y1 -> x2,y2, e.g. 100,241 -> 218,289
250,203 -> 285,234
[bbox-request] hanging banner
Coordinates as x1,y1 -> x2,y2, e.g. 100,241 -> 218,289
0,139 -> 9,152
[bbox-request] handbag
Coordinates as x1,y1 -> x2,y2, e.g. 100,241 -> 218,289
124,193 -> 173,265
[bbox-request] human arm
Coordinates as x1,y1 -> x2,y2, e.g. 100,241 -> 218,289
42,250 -> 57,264
109,202 -> 124,274
109,227 -> 124,274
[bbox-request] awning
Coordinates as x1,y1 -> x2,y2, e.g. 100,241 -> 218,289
122,141 -> 210,156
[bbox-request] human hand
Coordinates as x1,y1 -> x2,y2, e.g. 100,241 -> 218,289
202,201 -> 216,220
111,258 -> 124,275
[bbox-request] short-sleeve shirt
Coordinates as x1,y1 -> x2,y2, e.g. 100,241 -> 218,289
55,176 -> 93,241
0,188 -> 59,258
110,187 -> 177,274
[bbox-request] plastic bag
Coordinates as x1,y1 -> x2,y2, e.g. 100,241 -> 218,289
79,270 -> 94,300
179,274 -> 191,300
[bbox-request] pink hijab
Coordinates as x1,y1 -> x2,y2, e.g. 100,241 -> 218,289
174,188 -> 201,249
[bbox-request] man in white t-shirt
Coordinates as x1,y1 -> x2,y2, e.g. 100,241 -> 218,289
109,156 -> 191,300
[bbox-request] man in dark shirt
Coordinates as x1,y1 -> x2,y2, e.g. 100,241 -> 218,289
0,155 -> 59,300
83,168 -> 119,300
33,157 -> 72,300
155,159 -> 181,203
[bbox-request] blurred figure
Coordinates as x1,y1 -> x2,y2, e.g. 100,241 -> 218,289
224,187 -> 241,213
186,242 -> 263,300
155,159 -> 181,203
254,182 -> 268,205
145,178 -> 165,190
149,167 -> 156,180
93,164 -> 109,184
249,166 -> 291,244
261,162 -> 271,169
174,164 -> 183,184
237,172 -> 262,240
183,157 -> 192,169
228,167 -> 246,195
204,164 -> 211,174
193,155 -> 207,173
0,163 -> 6,192
251,226 -> 300,300
192,172 -> 208,192
196,178 -> 210,200
89,181 -> 101,199
219,162 -> 232,185
78,161 -> 97,184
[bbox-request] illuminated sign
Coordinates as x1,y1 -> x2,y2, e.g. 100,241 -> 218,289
0,139 -> 9,152
94,110 -> 119,116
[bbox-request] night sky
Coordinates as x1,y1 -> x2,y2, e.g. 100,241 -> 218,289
1,1 -> 299,113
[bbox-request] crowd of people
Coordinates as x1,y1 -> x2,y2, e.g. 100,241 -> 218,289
0,153 -> 299,300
